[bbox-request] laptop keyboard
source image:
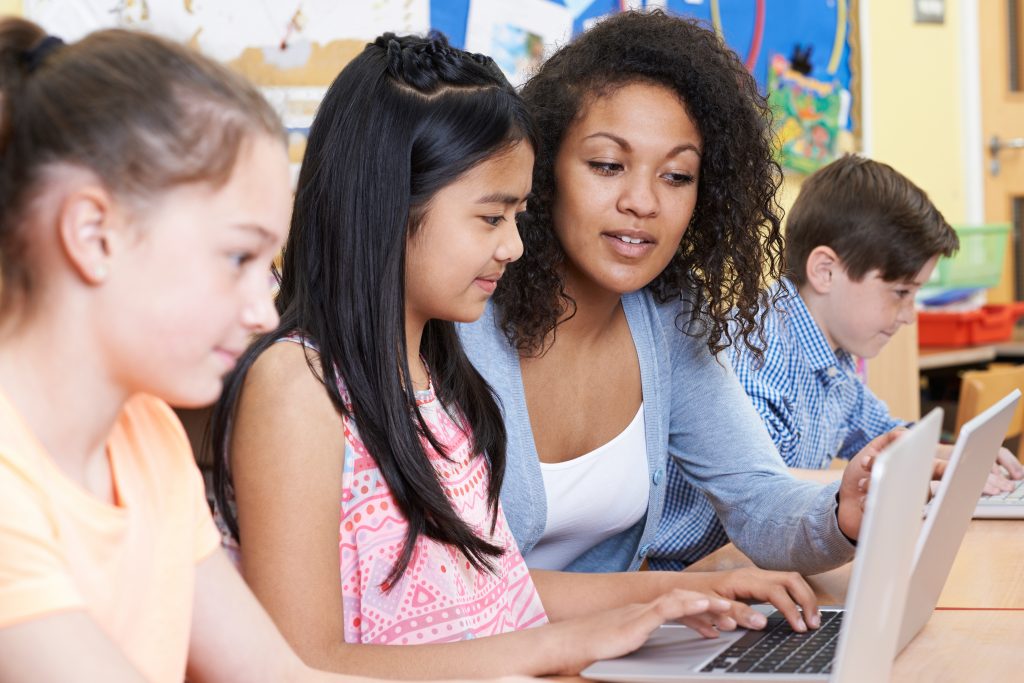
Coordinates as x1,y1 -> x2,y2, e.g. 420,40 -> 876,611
978,477 -> 1024,505
699,610 -> 843,675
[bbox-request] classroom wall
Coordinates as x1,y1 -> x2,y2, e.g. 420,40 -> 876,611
864,0 -> 970,421
776,0 -> 971,421
865,0 -> 966,223
779,0 -> 967,218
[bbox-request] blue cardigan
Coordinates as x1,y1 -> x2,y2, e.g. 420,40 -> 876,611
457,290 -> 856,574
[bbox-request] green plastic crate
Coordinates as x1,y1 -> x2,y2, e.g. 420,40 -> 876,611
928,223 -> 1010,290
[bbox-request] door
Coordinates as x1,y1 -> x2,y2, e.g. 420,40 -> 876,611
979,0 -> 1024,303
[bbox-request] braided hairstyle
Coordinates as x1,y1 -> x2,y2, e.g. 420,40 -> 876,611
493,10 -> 785,358
212,32 -> 537,586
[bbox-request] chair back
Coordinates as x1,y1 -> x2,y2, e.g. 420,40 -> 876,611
954,365 -> 1024,448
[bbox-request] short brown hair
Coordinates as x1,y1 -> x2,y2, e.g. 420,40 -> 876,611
0,18 -> 283,310
784,154 -> 958,286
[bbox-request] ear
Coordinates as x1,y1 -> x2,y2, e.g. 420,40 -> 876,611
804,245 -> 840,295
56,182 -> 121,286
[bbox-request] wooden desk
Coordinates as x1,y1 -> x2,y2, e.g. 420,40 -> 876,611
890,610 -> 1024,681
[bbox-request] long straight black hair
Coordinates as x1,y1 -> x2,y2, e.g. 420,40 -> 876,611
211,32 -> 537,586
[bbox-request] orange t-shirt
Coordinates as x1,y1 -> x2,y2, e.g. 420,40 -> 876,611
0,391 -> 220,682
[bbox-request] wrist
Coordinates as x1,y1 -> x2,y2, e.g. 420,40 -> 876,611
544,620 -> 587,676
835,490 -> 858,546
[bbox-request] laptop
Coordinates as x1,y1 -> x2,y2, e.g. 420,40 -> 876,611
582,409 -> 942,683
898,390 -> 1020,649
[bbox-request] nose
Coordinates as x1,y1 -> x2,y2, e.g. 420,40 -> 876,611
896,297 -> 916,326
241,273 -> 280,333
496,219 -> 524,264
616,171 -> 659,218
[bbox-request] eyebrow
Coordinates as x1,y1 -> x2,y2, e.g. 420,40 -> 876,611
583,131 -> 702,158
232,223 -> 278,244
475,193 -> 529,206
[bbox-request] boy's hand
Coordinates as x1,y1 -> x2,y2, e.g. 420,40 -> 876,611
936,443 -> 1023,495
987,448 -> 1024,494
837,429 -> 903,539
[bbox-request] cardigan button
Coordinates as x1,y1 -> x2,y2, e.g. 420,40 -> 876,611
653,468 -> 664,485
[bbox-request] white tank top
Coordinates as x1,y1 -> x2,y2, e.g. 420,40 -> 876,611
527,404 -> 649,570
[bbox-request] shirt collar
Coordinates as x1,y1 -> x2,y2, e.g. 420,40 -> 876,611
777,278 -> 852,374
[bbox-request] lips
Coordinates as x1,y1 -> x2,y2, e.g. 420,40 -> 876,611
214,347 -> 243,369
602,229 -> 657,258
605,228 -> 656,243
473,272 -> 503,295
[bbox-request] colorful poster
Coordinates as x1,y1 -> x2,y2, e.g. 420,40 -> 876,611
464,0 -> 572,86
767,53 -> 843,174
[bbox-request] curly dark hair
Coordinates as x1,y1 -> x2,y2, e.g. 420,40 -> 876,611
494,9 -> 784,358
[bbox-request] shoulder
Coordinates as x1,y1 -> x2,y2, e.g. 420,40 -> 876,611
636,289 -> 722,370
237,339 -> 341,441
116,395 -> 195,480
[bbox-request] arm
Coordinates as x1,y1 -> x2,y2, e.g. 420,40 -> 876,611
664,320 -> 854,574
189,542 -> 729,680
835,375 -> 905,461
186,549 -> 551,683
0,613 -> 147,683
227,343 -> 732,678
531,567 -> 821,633
727,334 -> 802,466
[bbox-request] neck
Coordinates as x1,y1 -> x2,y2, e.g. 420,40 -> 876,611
0,306 -> 127,483
549,264 -> 626,348
404,311 -> 430,392
796,282 -> 840,351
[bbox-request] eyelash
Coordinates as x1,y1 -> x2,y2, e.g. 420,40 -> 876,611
483,210 -> 529,227
589,161 -> 623,175
229,252 -> 256,268
663,172 -> 696,187
587,161 -> 695,186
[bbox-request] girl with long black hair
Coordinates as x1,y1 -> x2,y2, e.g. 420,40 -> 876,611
211,32 -> 736,679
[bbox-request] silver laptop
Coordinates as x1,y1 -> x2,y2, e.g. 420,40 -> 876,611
898,390 -> 1020,649
582,410 -> 942,683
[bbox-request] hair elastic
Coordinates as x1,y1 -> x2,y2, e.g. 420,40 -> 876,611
22,35 -> 64,74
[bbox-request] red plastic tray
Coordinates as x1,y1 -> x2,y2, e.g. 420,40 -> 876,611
918,303 -> 1024,347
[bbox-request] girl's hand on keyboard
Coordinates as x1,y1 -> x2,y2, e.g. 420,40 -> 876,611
547,589 -> 734,673
680,568 -> 819,634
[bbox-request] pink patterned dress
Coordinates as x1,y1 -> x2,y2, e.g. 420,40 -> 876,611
216,338 -> 547,644
338,375 -> 547,644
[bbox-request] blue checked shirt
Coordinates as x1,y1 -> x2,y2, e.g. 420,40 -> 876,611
728,279 -> 905,469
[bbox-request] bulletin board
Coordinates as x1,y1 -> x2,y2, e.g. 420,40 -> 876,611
24,0 -> 860,174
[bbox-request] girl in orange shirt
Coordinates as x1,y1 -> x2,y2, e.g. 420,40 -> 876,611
0,18 -> 530,683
